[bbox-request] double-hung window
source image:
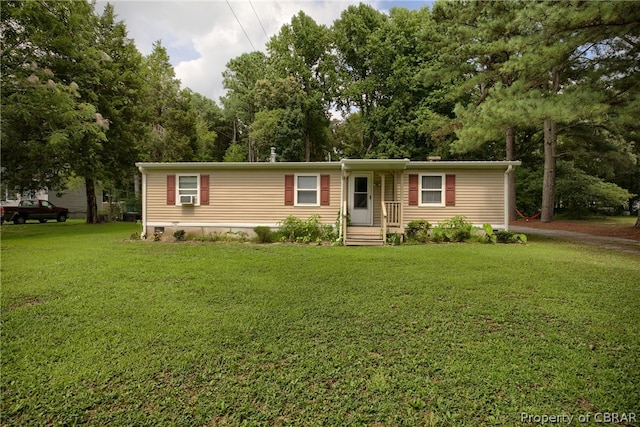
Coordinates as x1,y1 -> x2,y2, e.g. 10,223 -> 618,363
419,173 -> 445,207
177,174 -> 199,205
295,174 -> 319,206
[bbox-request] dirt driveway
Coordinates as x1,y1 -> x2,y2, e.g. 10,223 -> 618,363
510,219 -> 640,256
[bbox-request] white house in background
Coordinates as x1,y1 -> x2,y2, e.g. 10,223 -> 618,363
136,159 -> 520,245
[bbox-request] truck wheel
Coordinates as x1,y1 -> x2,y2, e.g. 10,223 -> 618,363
14,215 -> 26,225
57,213 -> 67,223
39,219 -> 47,223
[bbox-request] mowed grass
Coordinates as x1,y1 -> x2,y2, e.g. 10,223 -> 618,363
1,221 -> 639,426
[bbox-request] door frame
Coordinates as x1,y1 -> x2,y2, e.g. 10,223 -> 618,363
348,172 -> 373,226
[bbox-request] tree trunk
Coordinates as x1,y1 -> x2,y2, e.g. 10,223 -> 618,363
85,176 -> 98,224
304,132 -> 311,162
636,208 -> 640,228
541,118 -> 557,223
506,126 -> 517,222
248,136 -> 255,162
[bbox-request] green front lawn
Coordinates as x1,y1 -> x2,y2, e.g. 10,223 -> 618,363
2,221 -> 639,425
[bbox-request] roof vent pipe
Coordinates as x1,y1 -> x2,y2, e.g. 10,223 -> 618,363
270,147 -> 276,163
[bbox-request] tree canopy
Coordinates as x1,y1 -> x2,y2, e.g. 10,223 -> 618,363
2,0 -> 638,224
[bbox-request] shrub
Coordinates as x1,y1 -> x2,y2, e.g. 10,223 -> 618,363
173,230 -> 186,241
405,219 -> 431,242
431,216 -> 475,243
386,233 -> 402,246
277,214 -> 335,243
253,226 -> 273,243
483,223 -> 527,244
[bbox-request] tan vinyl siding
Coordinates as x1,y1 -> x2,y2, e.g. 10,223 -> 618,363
402,169 -> 504,225
145,169 -> 341,226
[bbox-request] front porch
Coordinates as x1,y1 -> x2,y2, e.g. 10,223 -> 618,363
340,160 -> 408,246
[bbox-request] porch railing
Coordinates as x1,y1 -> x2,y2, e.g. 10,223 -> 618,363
384,201 -> 401,227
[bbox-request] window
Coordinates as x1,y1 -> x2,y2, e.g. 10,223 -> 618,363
295,174 -> 319,206
177,174 -> 199,205
419,174 -> 445,207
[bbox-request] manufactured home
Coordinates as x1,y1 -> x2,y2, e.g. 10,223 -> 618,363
136,159 -> 520,245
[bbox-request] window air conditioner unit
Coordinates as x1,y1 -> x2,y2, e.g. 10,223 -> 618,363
179,195 -> 195,205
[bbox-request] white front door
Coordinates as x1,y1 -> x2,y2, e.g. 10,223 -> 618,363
349,173 -> 373,225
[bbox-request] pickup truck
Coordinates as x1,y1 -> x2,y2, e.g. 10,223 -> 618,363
1,200 -> 69,224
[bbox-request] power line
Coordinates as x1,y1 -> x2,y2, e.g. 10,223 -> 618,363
226,0 -> 255,50
249,0 -> 269,40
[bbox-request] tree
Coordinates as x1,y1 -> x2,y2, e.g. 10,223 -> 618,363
1,1 -> 149,223
137,41 -> 198,163
251,77 -> 306,161
82,3 -> 146,222
267,11 -> 334,161
221,51 -> 269,161
432,0 -> 639,222
332,4 -> 387,152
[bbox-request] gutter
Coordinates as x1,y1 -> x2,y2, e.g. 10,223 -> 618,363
504,164 -> 513,231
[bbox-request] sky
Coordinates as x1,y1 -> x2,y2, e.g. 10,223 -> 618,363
95,1 -> 431,105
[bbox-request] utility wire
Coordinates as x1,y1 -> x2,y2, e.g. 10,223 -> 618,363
226,0 -> 255,50
249,0 -> 269,40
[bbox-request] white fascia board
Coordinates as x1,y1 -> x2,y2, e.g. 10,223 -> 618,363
406,161 -> 521,170
135,162 -> 341,172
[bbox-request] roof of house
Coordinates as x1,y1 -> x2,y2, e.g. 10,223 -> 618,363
136,159 -> 521,172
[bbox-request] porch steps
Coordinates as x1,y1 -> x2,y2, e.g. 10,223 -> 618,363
345,226 -> 385,246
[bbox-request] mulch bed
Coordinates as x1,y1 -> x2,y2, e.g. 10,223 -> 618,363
510,218 -> 640,241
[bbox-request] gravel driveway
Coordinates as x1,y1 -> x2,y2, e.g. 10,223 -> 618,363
510,225 -> 640,256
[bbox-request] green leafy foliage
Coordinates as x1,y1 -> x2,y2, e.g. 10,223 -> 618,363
277,214 -> 335,243
253,226 -> 273,244
483,223 -> 527,244
431,216 -> 475,243
405,219 -> 431,243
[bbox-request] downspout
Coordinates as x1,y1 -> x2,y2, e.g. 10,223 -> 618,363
504,164 -> 513,231
338,163 -> 345,243
139,165 -> 147,239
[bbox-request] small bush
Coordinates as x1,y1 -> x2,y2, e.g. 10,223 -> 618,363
405,219 -> 431,242
386,233 -> 402,246
277,214 -> 334,243
405,219 -> 431,243
253,226 -> 273,243
431,216 -> 475,243
173,229 -> 186,241
483,223 -> 527,244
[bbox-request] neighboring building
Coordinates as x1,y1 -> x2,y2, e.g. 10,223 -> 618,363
1,189 -> 48,206
136,159 -> 520,245
48,183 -> 103,219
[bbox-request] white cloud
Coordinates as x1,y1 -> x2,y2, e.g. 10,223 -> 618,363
96,1 -> 427,104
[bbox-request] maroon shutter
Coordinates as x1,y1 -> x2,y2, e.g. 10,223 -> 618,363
167,175 -> 176,205
320,175 -> 330,206
200,175 -> 210,205
284,175 -> 294,206
445,174 -> 456,206
408,174 -> 418,206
